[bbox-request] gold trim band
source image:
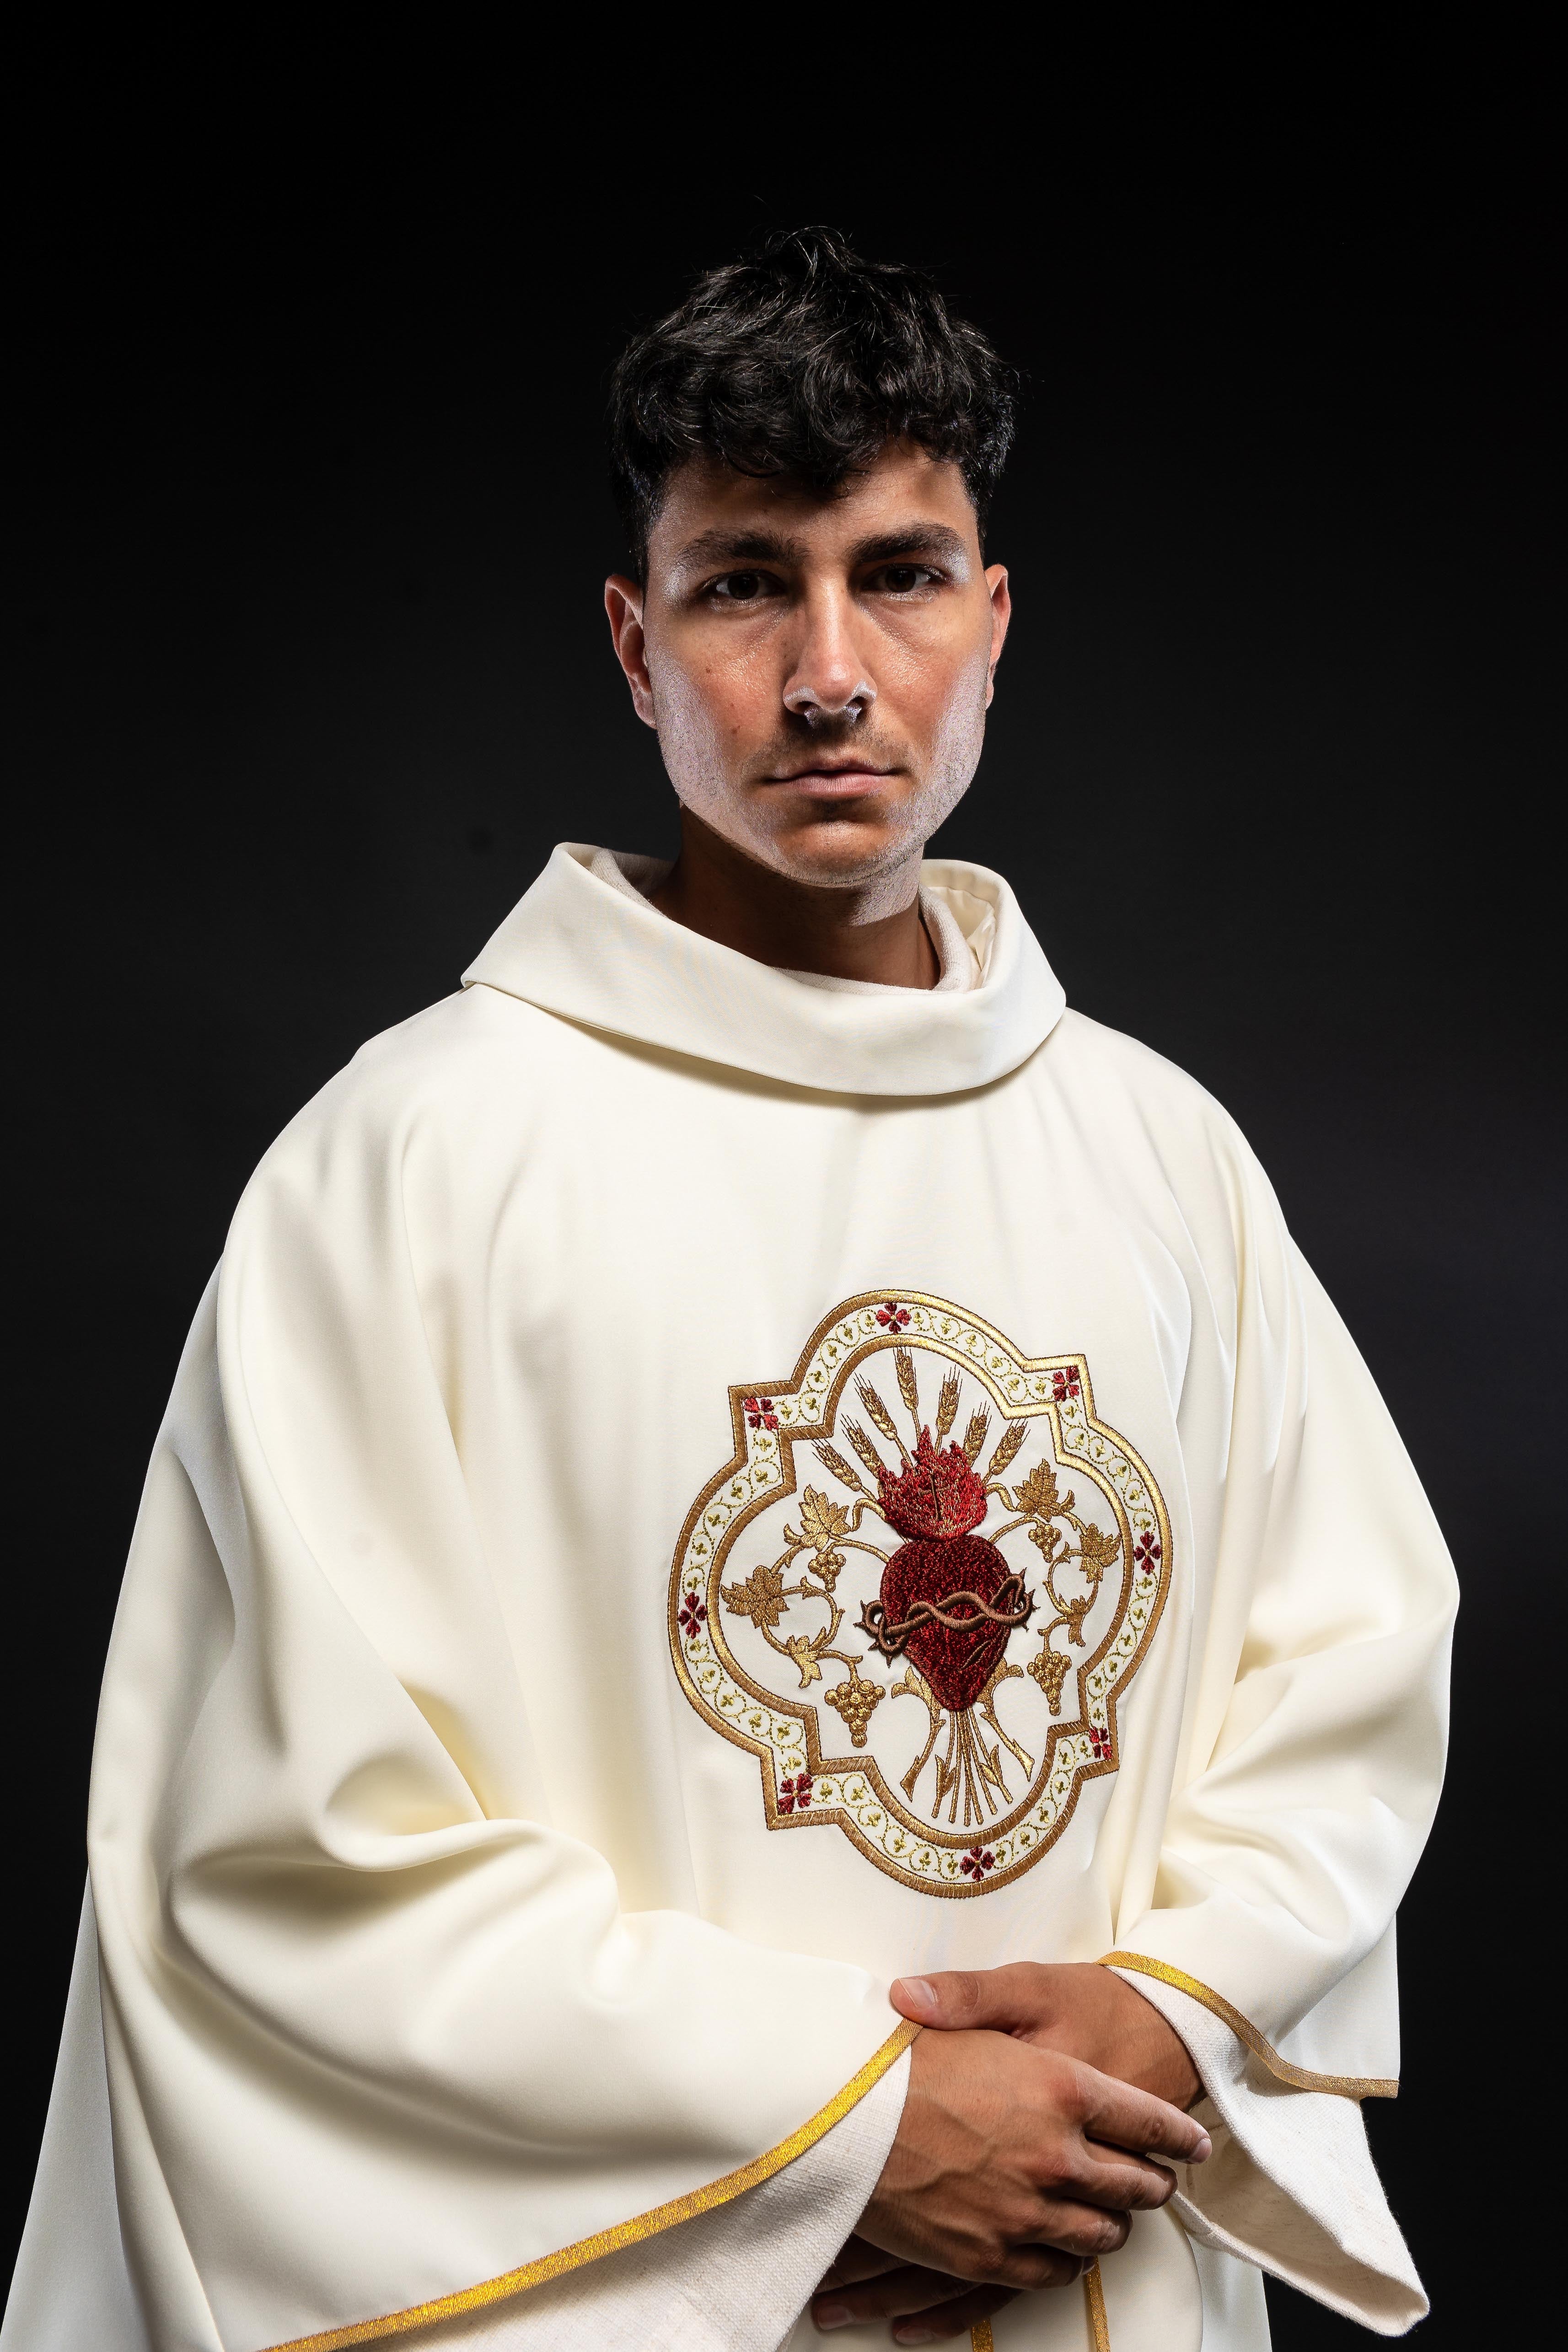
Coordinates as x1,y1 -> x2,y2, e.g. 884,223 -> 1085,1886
263,2019 -> 920,2352
967,2264 -> 1106,2348
1099,1953 -> 1398,2100
1085,2259 -> 1110,2352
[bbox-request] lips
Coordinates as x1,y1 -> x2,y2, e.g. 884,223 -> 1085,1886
764,765 -> 895,792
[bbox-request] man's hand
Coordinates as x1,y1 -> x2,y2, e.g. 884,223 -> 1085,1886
810,2232 -> 1025,2344
811,1968 -> 1208,2340
893,1963 -> 1202,2110
812,2022 -> 1208,2337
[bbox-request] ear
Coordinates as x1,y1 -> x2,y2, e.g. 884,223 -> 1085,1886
983,564 -> 1011,706
605,576 -> 657,729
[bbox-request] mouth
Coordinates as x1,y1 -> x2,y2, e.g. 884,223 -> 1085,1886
761,762 -> 898,799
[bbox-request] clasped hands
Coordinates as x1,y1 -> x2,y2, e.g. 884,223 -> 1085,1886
811,1963 -> 1209,2345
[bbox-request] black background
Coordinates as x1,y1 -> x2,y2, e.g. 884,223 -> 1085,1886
8,76 -> 1562,2350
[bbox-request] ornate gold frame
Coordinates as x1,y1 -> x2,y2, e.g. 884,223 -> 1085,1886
669,1290 -> 1173,1896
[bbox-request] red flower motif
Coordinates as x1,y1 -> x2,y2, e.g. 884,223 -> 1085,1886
1088,1725 -> 1112,1761
1051,1368 -> 1082,1402
677,1594 -> 708,1643
1132,1531 -> 1162,1569
743,1396 -> 780,1431
876,1302 -> 911,1332
779,1772 -> 814,1815
960,1846 -> 996,1878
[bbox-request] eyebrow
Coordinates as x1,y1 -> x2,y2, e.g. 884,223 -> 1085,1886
670,520 -> 971,575
845,524 -> 970,568
671,526 -> 807,571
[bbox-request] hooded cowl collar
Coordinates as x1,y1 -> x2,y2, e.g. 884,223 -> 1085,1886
462,843 -> 1065,1097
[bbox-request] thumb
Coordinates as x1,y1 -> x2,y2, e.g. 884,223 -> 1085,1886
890,1968 -> 1017,2030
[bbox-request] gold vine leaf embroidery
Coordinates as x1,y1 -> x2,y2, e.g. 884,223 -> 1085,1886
796,1485 -> 851,1553
1009,1459 -> 1066,1521
784,1633 -> 825,1687
1076,1520 -> 1122,1573
722,1563 -> 788,1631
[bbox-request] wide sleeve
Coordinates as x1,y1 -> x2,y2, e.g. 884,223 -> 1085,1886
1100,1137 -> 1455,2330
410,2057 -> 908,2352
1106,1141 -> 1456,2064
85,1122 -> 909,2352
1114,1967 -> 1425,2336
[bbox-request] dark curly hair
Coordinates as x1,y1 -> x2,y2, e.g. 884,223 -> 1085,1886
608,226 -> 1017,578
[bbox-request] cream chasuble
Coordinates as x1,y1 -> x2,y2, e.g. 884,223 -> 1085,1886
5,846 -> 1455,2352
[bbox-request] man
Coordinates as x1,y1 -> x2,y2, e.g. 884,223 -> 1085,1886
5,228 -> 1454,2352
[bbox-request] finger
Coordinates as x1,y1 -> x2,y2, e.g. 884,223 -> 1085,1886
1031,2200 -> 1132,2260
1058,2141 -> 1180,2212
1074,2061 -> 1212,2164
977,2245 -> 1088,2293
887,2285 -> 1023,2345
811,2262 -> 976,2325
890,1964 -> 1041,2033
816,2235 -> 906,2291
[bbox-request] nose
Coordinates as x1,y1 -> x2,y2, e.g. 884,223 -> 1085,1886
782,588 -> 876,727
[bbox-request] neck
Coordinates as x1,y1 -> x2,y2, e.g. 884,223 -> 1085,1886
648,808 -> 941,989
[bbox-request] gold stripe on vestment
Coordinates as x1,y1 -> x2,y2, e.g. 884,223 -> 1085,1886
966,2260 -> 1108,2348
1086,2258 -> 1109,2352
261,2019 -> 920,2351
1085,2258 -> 1111,2350
1099,1952 -> 1399,2099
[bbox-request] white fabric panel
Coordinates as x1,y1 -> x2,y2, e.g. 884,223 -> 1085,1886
1188,2240 -> 1271,2349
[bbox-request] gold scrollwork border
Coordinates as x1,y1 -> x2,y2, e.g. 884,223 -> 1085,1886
259,2021 -> 919,2352
1100,1953 -> 1399,2100
669,1290 -> 1174,1897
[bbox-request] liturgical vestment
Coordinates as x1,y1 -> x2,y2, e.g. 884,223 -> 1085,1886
5,846 -> 1456,2352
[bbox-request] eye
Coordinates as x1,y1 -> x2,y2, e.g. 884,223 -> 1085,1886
868,564 -> 940,594
707,570 -> 780,602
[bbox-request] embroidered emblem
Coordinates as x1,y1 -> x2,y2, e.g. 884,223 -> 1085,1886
669,1292 -> 1173,1896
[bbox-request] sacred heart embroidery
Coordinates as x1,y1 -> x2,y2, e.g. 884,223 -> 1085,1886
669,1292 -> 1173,1897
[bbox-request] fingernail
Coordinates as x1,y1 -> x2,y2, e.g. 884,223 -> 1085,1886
893,1975 -> 937,2015
893,2331 -> 938,2346
814,2304 -> 853,2331
1190,2131 -> 1212,2162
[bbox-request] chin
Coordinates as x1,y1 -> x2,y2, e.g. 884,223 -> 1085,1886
764,815 -> 919,888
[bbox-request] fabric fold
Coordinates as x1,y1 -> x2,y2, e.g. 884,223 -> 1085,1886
463,843 -> 1056,1093
398,2054 -> 910,2352
85,1241 -> 908,2352
1114,1967 -> 1426,2336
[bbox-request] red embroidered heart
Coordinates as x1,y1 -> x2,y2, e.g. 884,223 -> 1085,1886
859,1427 -> 1033,1713
877,1535 -> 1020,1714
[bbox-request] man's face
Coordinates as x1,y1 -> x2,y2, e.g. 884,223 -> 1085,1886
605,442 -> 1010,887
